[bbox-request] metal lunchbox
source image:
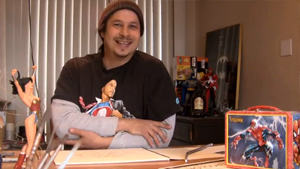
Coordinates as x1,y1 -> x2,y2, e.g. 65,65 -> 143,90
225,105 -> 300,169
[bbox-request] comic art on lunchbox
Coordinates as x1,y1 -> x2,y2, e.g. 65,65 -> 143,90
225,108 -> 300,169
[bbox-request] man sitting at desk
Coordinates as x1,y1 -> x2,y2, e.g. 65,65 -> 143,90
51,0 -> 181,149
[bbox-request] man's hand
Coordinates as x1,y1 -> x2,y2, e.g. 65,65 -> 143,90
118,118 -> 172,148
64,128 -> 113,149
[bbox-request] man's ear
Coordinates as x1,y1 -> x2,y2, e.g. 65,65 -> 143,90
101,87 -> 104,93
100,31 -> 104,39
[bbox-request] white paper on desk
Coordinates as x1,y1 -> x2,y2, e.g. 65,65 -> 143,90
148,145 -> 225,160
53,148 -> 169,165
159,159 -> 227,169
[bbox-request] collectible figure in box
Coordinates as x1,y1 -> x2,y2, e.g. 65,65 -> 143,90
225,106 -> 300,169
175,56 -> 208,116
176,56 -> 208,81
175,56 -> 208,109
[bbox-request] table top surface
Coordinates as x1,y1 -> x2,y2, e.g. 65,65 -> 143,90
1,150 -> 227,169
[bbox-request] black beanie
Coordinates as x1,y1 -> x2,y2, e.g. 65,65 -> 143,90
98,0 -> 144,38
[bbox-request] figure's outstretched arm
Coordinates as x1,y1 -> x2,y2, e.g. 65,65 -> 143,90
31,65 -> 37,85
272,131 -> 284,149
231,130 -> 250,149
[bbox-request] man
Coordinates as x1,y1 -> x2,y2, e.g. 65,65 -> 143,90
51,0 -> 181,149
81,79 -> 134,118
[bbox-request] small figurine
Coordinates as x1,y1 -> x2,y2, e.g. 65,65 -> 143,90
10,65 -> 41,169
180,72 -> 197,116
201,68 -> 219,114
79,79 -> 134,118
231,119 -> 284,168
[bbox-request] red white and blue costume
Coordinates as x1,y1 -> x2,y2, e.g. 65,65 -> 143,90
80,97 -> 134,118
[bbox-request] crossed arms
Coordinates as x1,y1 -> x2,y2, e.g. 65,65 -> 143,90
51,99 -> 175,149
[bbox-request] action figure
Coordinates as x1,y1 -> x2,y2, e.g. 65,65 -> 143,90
79,79 -> 134,118
10,65 -> 41,169
231,119 -> 284,168
201,68 -> 218,114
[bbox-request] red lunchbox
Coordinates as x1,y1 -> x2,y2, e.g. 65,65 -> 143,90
225,105 -> 300,169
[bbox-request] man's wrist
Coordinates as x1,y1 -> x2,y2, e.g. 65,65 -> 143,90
116,118 -> 128,133
96,136 -> 113,149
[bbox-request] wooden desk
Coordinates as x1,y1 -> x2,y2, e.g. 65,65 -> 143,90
2,150 -> 226,169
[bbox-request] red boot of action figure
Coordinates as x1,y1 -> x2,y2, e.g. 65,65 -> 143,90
14,153 -> 26,169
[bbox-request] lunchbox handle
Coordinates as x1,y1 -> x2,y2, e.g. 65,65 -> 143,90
247,105 -> 280,111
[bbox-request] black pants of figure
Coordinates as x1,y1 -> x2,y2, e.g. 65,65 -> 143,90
209,88 -> 216,115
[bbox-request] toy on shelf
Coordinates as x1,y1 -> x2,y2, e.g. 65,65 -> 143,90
180,75 -> 197,116
201,68 -> 219,115
175,56 -> 208,116
176,56 -> 207,81
190,81 -> 205,117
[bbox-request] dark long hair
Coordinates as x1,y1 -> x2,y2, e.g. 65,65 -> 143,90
9,71 -> 33,95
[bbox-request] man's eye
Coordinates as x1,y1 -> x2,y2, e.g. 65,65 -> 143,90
130,25 -> 137,29
114,23 -> 122,27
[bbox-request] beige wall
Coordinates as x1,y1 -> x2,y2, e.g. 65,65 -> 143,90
0,0 -> 6,101
193,0 -> 300,110
2,0 -> 300,111
174,0 -> 186,56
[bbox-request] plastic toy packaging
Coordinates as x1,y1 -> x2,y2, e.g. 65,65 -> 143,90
225,106 -> 300,169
